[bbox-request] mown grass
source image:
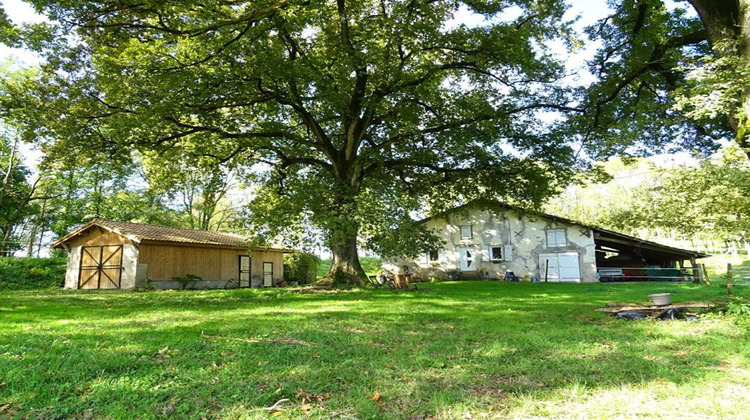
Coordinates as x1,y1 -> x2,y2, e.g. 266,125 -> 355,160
1,280 -> 748,419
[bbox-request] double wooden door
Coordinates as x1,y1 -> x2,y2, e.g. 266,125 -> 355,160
79,245 -> 123,289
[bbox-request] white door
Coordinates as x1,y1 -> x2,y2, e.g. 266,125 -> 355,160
539,252 -> 580,282
539,253 -> 559,282
557,252 -> 581,282
458,247 -> 477,271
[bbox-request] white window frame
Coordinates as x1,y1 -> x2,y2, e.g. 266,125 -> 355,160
459,225 -> 473,239
427,249 -> 439,262
546,228 -> 567,248
489,246 -> 504,261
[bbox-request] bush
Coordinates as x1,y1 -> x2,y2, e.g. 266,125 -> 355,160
172,273 -> 201,290
0,257 -> 67,290
283,253 -> 320,285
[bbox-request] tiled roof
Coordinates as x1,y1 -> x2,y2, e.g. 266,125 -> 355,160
52,219 -> 249,248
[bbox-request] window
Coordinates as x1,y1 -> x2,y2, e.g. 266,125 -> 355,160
546,228 -> 566,248
428,250 -> 439,262
489,246 -> 504,261
460,225 -> 473,239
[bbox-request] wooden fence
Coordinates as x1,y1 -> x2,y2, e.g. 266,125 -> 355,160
726,263 -> 750,294
598,265 -> 707,284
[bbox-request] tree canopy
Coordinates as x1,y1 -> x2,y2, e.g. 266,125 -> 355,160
9,0 -> 582,284
575,0 -> 750,158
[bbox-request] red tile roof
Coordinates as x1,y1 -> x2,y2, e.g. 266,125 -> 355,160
52,219 -> 249,248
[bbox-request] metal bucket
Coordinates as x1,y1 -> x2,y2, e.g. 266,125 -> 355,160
649,293 -> 671,306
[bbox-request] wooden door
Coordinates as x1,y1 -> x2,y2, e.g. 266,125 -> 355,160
79,245 -> 123,289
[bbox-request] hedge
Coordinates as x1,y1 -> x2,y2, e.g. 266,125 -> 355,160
0,257 -> 66,290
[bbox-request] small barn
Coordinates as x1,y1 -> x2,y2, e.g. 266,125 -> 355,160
51,219 -> 288,290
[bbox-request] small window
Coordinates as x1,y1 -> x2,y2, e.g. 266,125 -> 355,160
460,225 -> 473,239
546,228 -> 566,247
489,246 -> 504,261
427,250 -> 439,262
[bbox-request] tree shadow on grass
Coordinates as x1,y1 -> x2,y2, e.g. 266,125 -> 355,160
0,281 -> 743,418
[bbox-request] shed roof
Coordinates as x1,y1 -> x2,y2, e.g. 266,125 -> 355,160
51,219 -> 252,249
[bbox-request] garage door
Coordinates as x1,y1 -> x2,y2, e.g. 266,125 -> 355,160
79,245 -> 123,289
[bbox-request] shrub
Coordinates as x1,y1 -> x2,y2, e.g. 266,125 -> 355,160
283,253 -> 320,285
725,296 -> 750,317
172,274 -> 201,290
0,257 -> 67,290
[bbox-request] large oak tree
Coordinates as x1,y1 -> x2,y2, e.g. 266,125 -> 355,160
576,0 -> 750,157
12,0 -> 579,285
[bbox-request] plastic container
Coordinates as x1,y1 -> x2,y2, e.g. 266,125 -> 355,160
649,293 -> 671,306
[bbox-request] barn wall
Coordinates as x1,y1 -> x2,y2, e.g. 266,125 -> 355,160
251,249 -> 284,285
120,244 -> 139,289
137,244 -> 248,282
64,246 -> 82,289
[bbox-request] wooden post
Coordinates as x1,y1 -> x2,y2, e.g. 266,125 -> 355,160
544,259 -> 549,283
695,262 -> 704,285
690,258 -> 700,283
701,263 -> 710,285
727,263 -> 733,295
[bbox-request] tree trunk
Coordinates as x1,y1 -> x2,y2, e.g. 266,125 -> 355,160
327,236 -> 367,287
688,0 -> 750,154
321,180 -> 367,287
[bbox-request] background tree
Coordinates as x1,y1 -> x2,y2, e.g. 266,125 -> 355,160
141,152 -> 242,232
547,145 -> 750,251
0,130 -> 35,255
575,0 -> 750,158
16,0 -> 580,285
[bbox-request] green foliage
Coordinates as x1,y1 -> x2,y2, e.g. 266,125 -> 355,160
0,257 -> 66,289
725,296 -> 750,317
17,0 -> 580,283
283,252 -> 320,285
547,145 -> 750,243
171,274 -> 201,290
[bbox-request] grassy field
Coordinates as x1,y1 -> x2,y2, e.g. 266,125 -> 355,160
1,281 -> 748,419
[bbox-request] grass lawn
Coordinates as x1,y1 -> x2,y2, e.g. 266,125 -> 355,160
1,281 -> 748,419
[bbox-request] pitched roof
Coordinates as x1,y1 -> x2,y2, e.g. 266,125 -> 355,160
51,219 -> 249,249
